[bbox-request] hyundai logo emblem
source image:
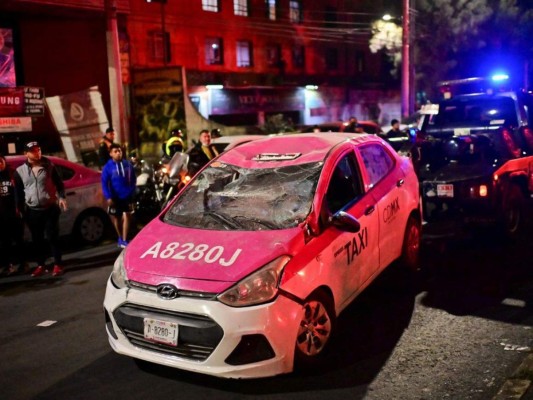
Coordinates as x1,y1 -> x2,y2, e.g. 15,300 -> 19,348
156,284 -> 179,300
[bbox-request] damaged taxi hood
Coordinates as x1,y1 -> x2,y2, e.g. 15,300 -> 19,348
124,218 -> 302,293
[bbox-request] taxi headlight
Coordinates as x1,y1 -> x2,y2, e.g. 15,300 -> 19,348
217,256 -> 290,307
110,250 -> 128,289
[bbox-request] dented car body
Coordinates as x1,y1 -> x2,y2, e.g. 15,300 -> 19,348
103,133 -> 421,378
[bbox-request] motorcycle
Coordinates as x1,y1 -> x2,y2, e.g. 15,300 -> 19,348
132,155 -> 165,219
159,152 -> 192,207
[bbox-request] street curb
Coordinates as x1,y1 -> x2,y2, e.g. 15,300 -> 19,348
493,353 -> 533,399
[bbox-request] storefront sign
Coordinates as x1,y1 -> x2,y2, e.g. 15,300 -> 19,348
0,87 -> 45,117
210,88 -> 304,115
0,116 -> 32,132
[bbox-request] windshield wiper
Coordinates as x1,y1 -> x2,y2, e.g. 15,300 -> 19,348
233,215 -> 279,229
203,211 -> 243,229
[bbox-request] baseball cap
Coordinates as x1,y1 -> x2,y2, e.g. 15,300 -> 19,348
25,141 -> 40,151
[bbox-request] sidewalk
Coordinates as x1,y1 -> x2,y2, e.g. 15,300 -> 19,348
0,241 -> 121,284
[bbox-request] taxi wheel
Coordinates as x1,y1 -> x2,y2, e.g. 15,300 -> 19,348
400,215 -> 421,272
500,184 -> 524,239
74,209 -> 109,245
294,290 -> 335,369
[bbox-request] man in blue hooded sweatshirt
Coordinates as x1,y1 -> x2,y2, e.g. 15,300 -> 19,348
101,143 -> 136,248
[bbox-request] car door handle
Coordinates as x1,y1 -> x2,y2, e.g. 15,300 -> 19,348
397,178 -> 405,187
365,205 -> 375,215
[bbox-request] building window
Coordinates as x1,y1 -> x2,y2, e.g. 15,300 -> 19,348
148,30 -> 171,63
266,0 -> 277,20
292,45 -> 305,68
265,44 -> 281,67
289,0 -> 302,23
202,0 -> 219,12
205,37 -> 223,65
234,0 -> 248,16
325,48 -> 338,70
236,41 -> 253,67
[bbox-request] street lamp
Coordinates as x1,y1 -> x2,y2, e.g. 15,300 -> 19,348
146,0 -> 168,66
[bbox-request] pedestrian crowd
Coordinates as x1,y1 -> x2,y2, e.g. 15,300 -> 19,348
0,125 -> 226,278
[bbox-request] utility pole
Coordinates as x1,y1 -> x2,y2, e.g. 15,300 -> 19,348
401,0 -> 411,118
105,0 -> 128,145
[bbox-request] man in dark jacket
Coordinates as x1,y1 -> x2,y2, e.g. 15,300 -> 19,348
14,142 -> 67,277
0,153 -> 26,276
98,127 -> 116,168
101,143 -> 136,248
187,129 -> 219,176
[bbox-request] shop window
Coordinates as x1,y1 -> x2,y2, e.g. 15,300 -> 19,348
266,44 -> 281,67
289,0 -> 302,23
202,0 -> 219,12
234,0 -> 248,16
148,30 -> 171,63
266,0 -> 277,20
292,45 -> 305,68
325,47 -> 338,70
237,41 -> 253,67
205,37 -> 223,65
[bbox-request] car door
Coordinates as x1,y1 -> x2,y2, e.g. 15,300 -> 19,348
357,143 -> 407,269
311,149 -> 381,310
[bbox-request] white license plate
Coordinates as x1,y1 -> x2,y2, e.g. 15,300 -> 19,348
144,318 -> 178,346
437,184 -> 454,198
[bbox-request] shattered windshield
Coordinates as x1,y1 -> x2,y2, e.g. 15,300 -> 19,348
163,162 -> 322,230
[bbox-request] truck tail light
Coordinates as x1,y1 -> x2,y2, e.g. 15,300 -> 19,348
479,184 -> 488,197
470,184 -> 489,198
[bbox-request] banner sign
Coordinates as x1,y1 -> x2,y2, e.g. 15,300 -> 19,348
46,86 -> 109,165
0,86 -> 45,117
210,88 -> 305,115
0,117 -> 32,133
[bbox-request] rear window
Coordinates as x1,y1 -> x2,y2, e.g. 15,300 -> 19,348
429,96 -> 518,129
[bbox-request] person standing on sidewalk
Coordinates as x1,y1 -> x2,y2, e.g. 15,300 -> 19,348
98,127 -> 116,169
101,143 -> 136,248
14,142 -> 67,277
0,154 -> 27,276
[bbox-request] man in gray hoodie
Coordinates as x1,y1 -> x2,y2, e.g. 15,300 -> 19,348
14,141 -> 67,277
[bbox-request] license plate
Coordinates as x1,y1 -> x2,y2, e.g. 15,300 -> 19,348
144,318 -> 178,346
437,184 -> 454,198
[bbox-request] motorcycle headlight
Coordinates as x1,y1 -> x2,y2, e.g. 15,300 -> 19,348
217,256 -> 290,307
110,250 -> 128,289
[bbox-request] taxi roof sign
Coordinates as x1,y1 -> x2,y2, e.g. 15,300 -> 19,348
251,153 -> 301,161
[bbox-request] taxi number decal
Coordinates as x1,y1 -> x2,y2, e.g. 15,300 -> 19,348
334,227 -> 368,266
140,242 -> 242,267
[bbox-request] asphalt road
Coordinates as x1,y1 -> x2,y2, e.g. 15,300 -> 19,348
0,230 -> 532,400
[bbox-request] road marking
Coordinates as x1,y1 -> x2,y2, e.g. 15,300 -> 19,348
37,320 -> 57,327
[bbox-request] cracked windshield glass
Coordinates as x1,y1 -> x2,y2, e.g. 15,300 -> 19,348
164,161 -> 322,230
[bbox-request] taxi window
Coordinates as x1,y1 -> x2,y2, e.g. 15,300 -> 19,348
54,165 -> 75,181
359,144 -> 394,187
325,153 -> 363,214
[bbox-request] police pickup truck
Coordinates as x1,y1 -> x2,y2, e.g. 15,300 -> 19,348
417,76 -> 533,239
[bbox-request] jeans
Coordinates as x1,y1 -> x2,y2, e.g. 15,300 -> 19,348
25,205 -> 61,266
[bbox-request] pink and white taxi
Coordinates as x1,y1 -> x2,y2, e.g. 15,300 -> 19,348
104,133 -> 421,378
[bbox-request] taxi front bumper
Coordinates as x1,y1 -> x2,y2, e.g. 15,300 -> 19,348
103,277 -> 302,379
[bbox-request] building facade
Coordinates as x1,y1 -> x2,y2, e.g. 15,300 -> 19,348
0,0 -> 401,159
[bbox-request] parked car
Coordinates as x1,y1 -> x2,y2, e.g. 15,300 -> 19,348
6,155 -> 109,244
104,133 -> 421,378
300,120 -> 382,135
211,134 -> 267,154
417,77 -> 533,239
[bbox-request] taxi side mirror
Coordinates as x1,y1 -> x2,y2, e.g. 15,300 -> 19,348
330,211 -> 361,233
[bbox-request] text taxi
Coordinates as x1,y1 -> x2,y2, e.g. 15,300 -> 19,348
103,133 -> 421,378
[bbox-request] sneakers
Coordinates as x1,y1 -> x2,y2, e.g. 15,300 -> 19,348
52,265 -> 64,277
31,265 -> 47,277
118,238 -> 129,248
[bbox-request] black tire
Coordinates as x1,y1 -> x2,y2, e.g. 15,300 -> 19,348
500,184 -> 524,239
73,209 -> 109,245
400,215 -> 421,272
294,289 -> 336,369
